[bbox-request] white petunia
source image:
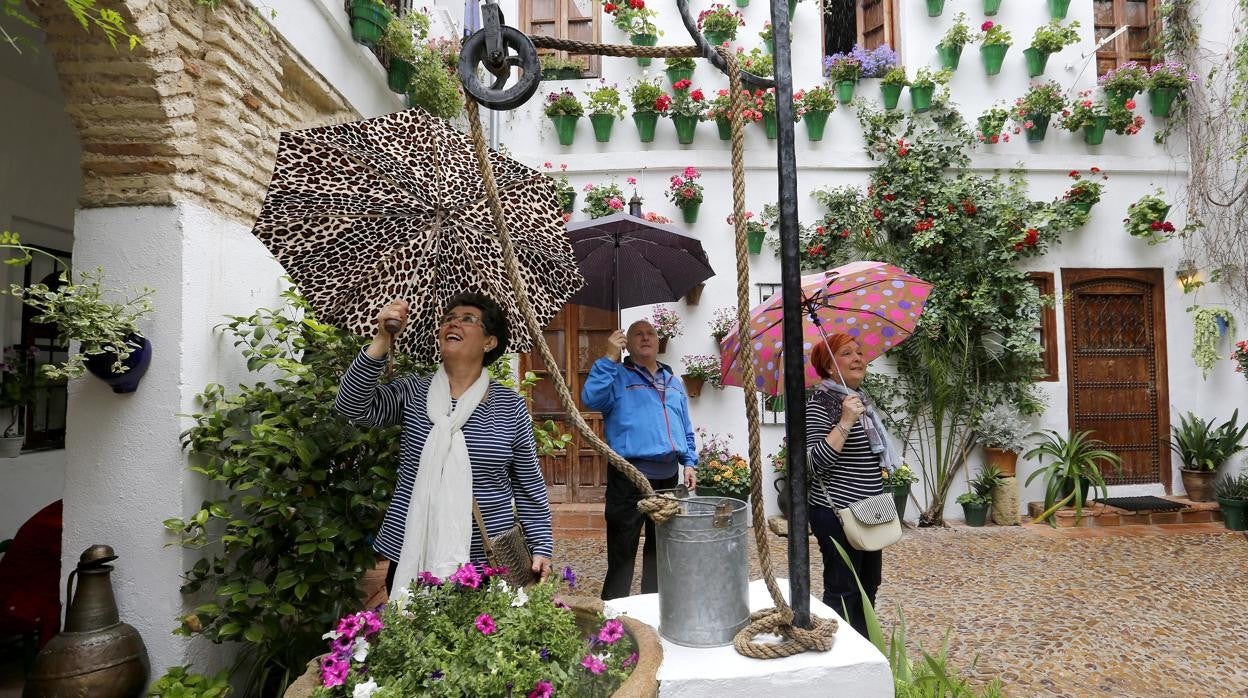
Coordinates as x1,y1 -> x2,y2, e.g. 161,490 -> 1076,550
352,636 -> 370,663
511,586 -> 529,607
321,629 -> 342,641
352,678 -> 380,698
392,586 -> 412,612
602,605 -> 621,620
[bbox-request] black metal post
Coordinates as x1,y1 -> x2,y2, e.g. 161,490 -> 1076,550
770,0 -> 810,629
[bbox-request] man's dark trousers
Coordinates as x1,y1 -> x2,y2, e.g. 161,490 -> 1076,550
600,465 -> 678,600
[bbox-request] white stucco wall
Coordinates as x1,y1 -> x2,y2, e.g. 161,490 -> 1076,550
494,0 -> 1247,518
60,202 -> 287,676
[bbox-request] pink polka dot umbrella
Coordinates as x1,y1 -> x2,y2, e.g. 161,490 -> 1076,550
718,261 -> 933,396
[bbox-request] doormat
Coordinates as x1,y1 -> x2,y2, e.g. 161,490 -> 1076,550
1098,496 -> 1187,512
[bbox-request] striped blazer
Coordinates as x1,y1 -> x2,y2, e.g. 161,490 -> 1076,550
335,350 -> 554,564
805,391 -> 885,510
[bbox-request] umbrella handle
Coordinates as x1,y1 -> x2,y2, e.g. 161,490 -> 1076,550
382,319 -> 401,379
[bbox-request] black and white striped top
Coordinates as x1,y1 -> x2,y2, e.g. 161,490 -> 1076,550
805,393 -> 884,510
335,350 -> 554,564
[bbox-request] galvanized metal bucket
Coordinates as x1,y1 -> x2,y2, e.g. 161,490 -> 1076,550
654,494 -> 750,647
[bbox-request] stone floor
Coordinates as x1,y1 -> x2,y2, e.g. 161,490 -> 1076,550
555,523 -> 1248,697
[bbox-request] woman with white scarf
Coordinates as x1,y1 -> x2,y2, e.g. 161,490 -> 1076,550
335,292 -> 554,595
805,333 -> 899,638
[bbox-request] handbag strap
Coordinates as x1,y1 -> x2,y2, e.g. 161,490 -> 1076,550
471,497 -> 495,559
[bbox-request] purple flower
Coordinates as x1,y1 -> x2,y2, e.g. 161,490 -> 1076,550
330,635 -> 353,654
528,680 -> 554,698
539,647 -> 551,661
562,566 -> 578,589
430,669 -> 444,681
622,651 -> 639,668
417,571 -> 442,586
319,655 -> 350,688
581,654 -> 607,675
598,619 -> 625,645
849,43 -> 898,78
360,610 -> 383,638
475,613 -> 497,635
450,563 -> 483,589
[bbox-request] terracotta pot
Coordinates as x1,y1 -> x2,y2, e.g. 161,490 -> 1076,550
983,447 -> 1018,477
284,596 -> 662,697
684,282 -> 705,305
658,337 -> 668,354
1180,468 -> 1217,502
681,374 -> 705,397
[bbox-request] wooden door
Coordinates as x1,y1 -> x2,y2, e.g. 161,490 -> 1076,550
1062,269 -> 1171,489
521,304 -> 618,503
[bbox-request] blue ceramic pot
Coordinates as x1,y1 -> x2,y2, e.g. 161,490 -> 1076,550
84,333 -> 152,394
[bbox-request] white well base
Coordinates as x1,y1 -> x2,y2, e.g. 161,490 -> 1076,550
606,578 -> 893,697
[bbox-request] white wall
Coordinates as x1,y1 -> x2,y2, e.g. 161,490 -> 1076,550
494,0 -> 1247,518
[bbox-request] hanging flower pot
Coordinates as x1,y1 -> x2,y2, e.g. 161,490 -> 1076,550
666,68 -> 694,86
684,282 -> 706,305
1047,0 -> 1071,19
630,33 -> 658,67
673,115 -> 699,145
633,111 -> 659,142
747,228 -> 766,254
735,0 -> 749,6
1070,201 -> 1094,214
682,374 -> 706,397
716,118 -> 732,141
550,115 -> 579,146
562,192 -> 577,214
835,80 -> 856,104
977,116 -> 999,143
1023,48 -> 1050,77
557,66 -> 582,80
983,0 -> 1003,15
589,114 -> 615,142
880,83 -> 903,110
1106,88 -> 1136,109
679,201 -> 701,224
925,0 -> 945,16
764,38 -> 774,55
787,0 -> 797,19
1083,115 -> 1109,145
909,85 -> 934,113
1149,87 -> 1179,117
803,110 -> 830,141
980,44 -> 1008,76
936,42 -> 962,71
83,334 -> 153,394
658,337 -> 669,353
1024,113 -> 1050,143
0,434 -> 23,458
386,58 -> 414,94
348,0 -> 391,47
704,30 -> 731,47
762,112 -> 778,139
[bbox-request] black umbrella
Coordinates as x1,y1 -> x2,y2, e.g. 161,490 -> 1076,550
565,212 -> 715,312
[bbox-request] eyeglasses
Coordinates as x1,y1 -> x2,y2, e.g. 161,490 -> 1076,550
440,312 -> 484,328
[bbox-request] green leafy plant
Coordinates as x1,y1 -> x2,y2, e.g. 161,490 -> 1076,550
737,46 -> 773,77
976,104 -> 1010,143
1188,306 -> 1236,379
406,48 -> 463,117
881,66 -> 910,87
977,20 -> 1012,47
627,77 -> 667,113
802,185 -> 865,270
0,345 -> 38,437
604,0 -> 660,36
1024,430 -> 1123,525
149,665 -> 233,698
1214,470 -> 1248,500
8,268 -> 153,380
1014,81 -> 1066,117
543,89 -> 584,118
1061,167 -> 1107,205
380,11 -> 430,62
664,56 -> 696,72
1057,91 -> 1141,134
910,66 -> 951,90
310,568 -> 635,696
1170,409 -> 1248,472
696,4 -> 745,37
941,12 -> 972,47
1029,19 -> 1080,54
585,81 -> 626,118
669,80 -> 708,119
680,354 -> 722,385
795,85 -> 838,115
168,289 -> 426,695
973,403 -> 1030,452
2,0 -> 141,53
539,53 -> 581,73
1124,189 -> 1178,244
768,437 -> 787,474
541,161 -> 575,212
882,463 -> 919,487
581,181 -> 626,218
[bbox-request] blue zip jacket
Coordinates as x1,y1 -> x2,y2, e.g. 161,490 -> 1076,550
581,357 -> 697,467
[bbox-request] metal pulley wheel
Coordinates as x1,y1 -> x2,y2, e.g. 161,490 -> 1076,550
457,2 -> 541,111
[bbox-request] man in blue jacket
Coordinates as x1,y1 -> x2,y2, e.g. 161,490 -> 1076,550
582,319 -> 698,600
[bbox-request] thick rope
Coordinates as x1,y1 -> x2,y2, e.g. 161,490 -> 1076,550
528,35 -> 701,59
714,48 -> 838,659
463,98 -> 680,524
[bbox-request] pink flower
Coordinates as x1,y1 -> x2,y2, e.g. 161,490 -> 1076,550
475,613 -> 497,635
598,619 -> 625,644
543,161 -> 553,168
583,183 -> 595,192
417,571 -> 441,586
450,563 -> 483,589
683,166 -> 700,179
1124,99 -> 1136,110
319,655 -> 350,688
627,176 -> 637,185
622,652 -> 639,668
670,175 -> 684,186
981,21 -> 994,31
608,197 -> 624,210
581,655 -> 607,675
528,681 -> 554,698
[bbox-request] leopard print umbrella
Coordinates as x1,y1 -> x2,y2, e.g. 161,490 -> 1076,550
252,108 -> 584,363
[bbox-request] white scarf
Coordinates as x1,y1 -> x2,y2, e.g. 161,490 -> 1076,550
391,365 -> 491,593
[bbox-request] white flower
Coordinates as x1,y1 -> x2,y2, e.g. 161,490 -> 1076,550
391,586 -> 412,612
352,636 -> 369,663
498,579 -> 512,594
511,586 -> 529,608
602,605 -> 622,619
321,629 -> 342,641
352,678 -> 380,698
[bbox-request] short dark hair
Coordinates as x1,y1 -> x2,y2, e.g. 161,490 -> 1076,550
444,291 -> 509,366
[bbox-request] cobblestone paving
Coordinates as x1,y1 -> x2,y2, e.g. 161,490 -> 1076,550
554,525 -> 1248,696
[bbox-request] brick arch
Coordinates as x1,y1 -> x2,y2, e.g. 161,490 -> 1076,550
30,0 -> 359,224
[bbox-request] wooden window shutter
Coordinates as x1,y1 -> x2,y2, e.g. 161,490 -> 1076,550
1094,0 -> 1158,77
857,0 -> 896,51
520,0 -> 601,77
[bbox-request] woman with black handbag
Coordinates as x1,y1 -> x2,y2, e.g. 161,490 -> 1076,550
335,292 -> 554,595
805,333 -> 902,637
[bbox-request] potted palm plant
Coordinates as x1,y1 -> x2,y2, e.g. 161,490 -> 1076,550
1214,471 -> 1248,531
1170,410 -> 1248,502
957,465 -> 1001,527
1024,430 -> 1123,526
974,404 -> 1029,477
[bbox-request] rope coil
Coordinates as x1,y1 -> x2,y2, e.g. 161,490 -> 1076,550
462,37 -> 836,659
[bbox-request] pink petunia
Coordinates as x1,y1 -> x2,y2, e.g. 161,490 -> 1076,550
475,613 -> 497,635
622,652 -> 639,668
598,619 -> 625,644
528,681 -> 554,698
319,655 -> 350,688
581,655 -> 607,675
451,563 -> 483,589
